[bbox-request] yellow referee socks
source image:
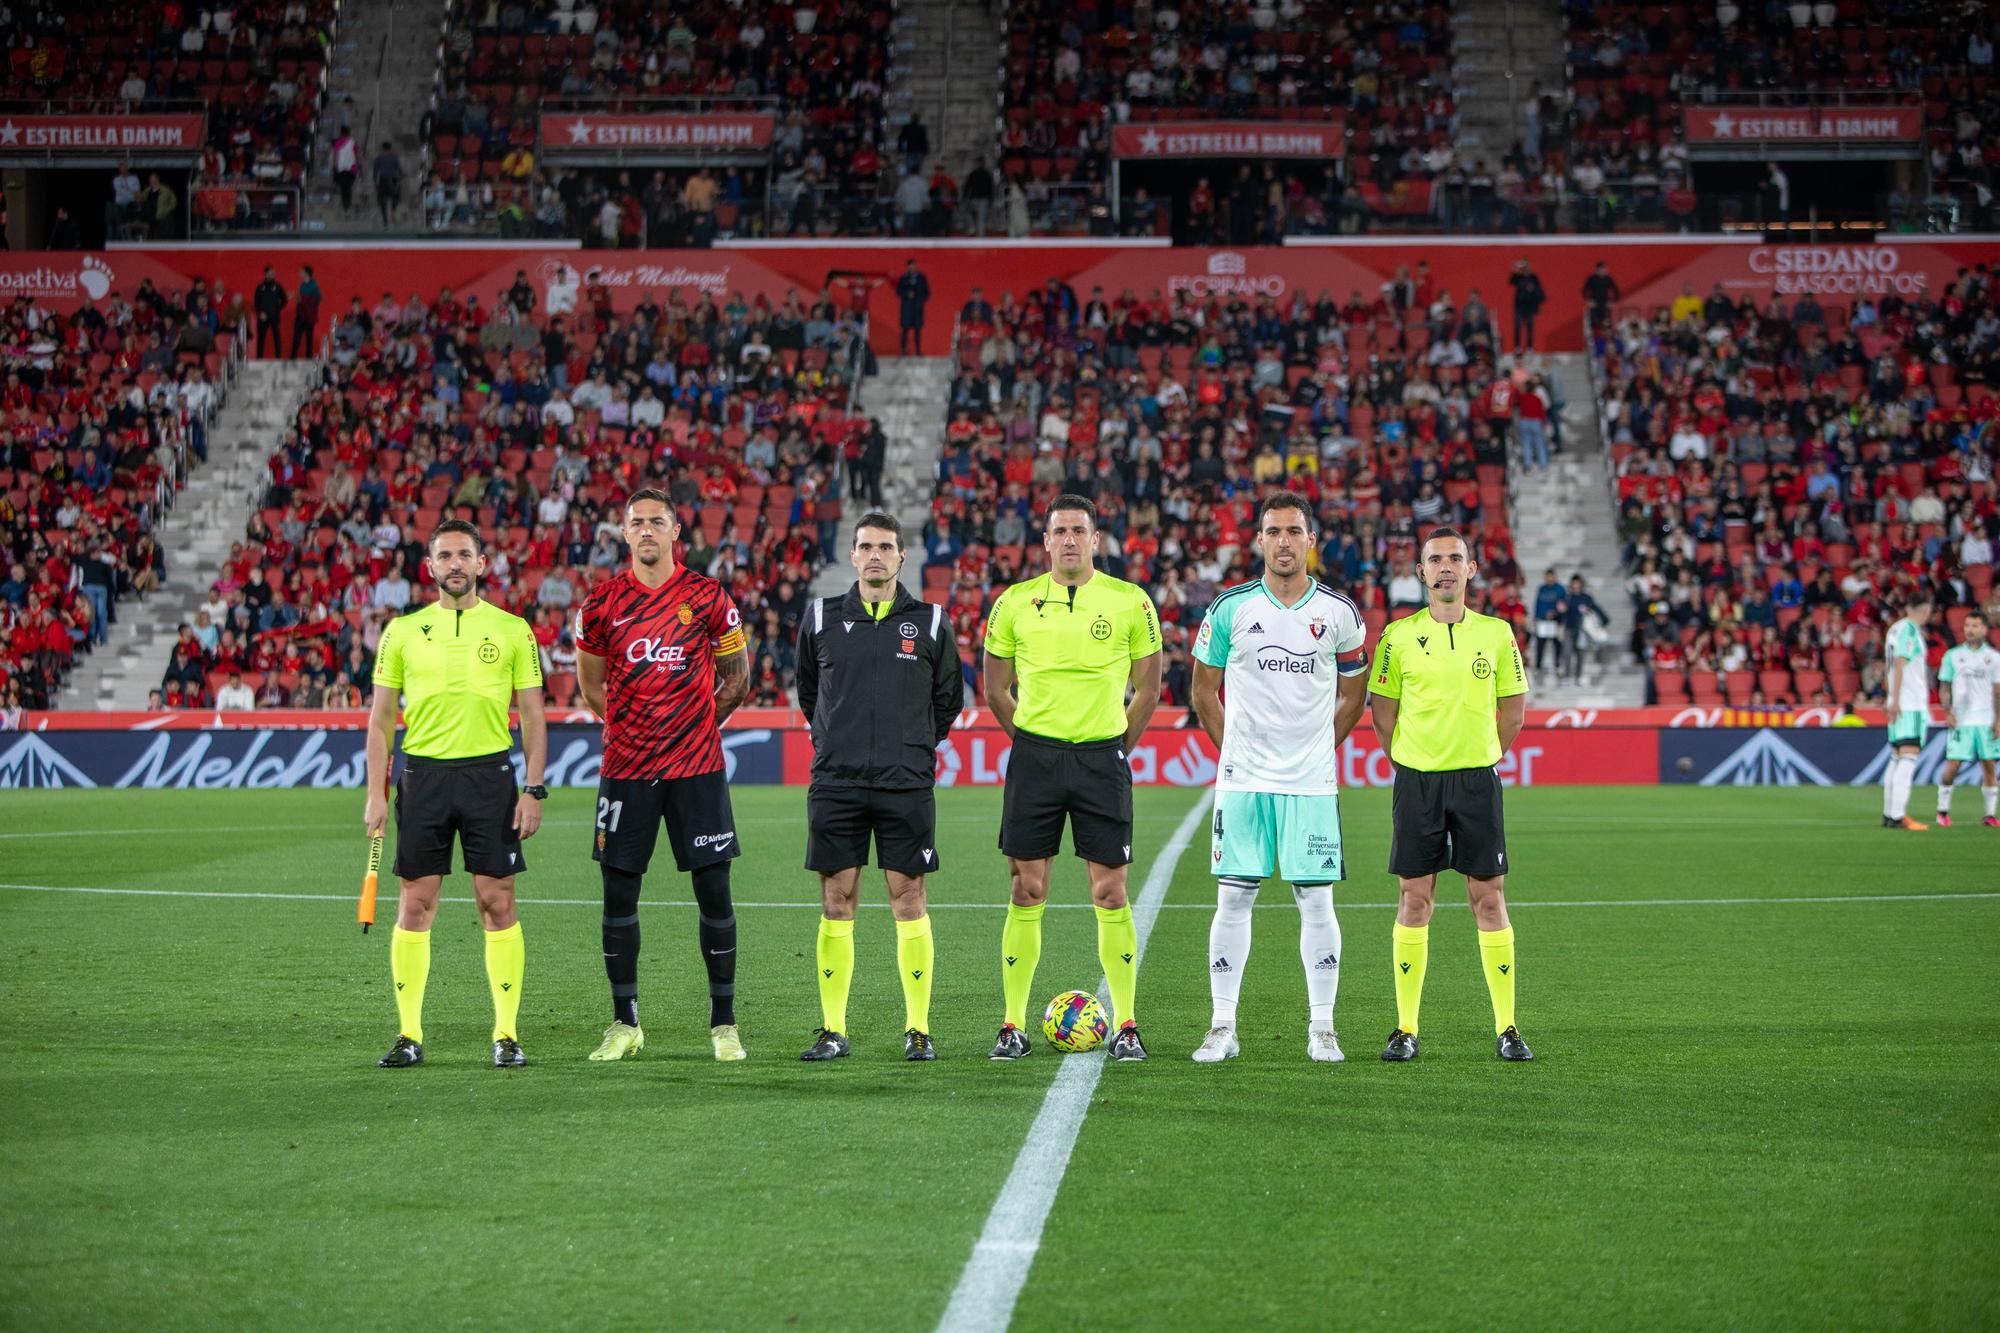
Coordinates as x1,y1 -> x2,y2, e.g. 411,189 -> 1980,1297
484,922 -> 524,1042
1479,925 -> 1517,1035
1392,921 -> 1428,1035
391,926 -> 430,1044
896,915 -> 935,1033
816,916 -> 855,1034
1096,905 -> 1138,1028
1001,902 -> 1044,1029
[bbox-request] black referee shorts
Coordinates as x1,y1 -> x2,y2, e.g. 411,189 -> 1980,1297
999,730 -> 1134,866
393,751 -> 524,880
591,769 -> 740,875
805,785 -> 938,877
1388,763 -> 1509,880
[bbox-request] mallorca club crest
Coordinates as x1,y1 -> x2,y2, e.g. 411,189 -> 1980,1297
677,602 -> 694,626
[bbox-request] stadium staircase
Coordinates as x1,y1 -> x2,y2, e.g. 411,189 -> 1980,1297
62,362 -> 325,710
811,355 -> 951,598
1450,0 -> 1565,162
887,0 -> 1004,183
303,0 -> 451,232
1508,354 -> 1643,708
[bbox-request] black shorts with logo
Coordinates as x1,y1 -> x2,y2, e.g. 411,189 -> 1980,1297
1388,763 -> 1509,879
393,751 -> 524,880
999,730 -> 1134,866
805,785 -> 938,877
592,769 -> 740,875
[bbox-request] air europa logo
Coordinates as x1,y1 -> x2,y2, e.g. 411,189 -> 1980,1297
1745,246 -> 1929,297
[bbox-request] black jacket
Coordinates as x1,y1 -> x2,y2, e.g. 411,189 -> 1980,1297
795,583 -> 960,789
255,278 -> 288,319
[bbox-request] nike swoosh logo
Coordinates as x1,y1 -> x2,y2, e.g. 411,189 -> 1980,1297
612,614 -> 639,626
707,948 -> 736,956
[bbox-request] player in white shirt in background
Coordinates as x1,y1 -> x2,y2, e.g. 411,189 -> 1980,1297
1882,594 -> 1935,831
1189,491 -> 1370,1063
1934,609 -> 2000,828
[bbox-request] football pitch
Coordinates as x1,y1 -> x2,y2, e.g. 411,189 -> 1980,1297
2,784 -> 1997,1331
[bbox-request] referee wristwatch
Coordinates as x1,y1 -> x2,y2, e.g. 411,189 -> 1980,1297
522,784 -> 549,800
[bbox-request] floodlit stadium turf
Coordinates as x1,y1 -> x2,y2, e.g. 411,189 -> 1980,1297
2,785 -> 1997,1329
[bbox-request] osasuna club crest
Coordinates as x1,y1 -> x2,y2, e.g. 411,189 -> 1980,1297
1308,616 -> 1327,640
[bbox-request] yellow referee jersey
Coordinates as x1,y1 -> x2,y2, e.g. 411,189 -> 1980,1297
1369,608 -> 1527,770
373,598 -> 543,758
984,571 -> 1162,743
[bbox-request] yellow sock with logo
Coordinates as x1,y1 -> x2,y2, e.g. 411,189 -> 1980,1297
1392,921 -> 1428,1035
391,926 -> 431,1044
484,922 -> 524,1041
1001,903 -> 1044,1029
816,916 -> 855,1034
1095,904 -> 1139,1028
896,915 -> 935,1033
1479,925 -> 1517,1035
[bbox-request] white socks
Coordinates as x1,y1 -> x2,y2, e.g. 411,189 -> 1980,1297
1949,783 -> 2000,818
1208,878 -> 1258,1025
1885,754 -> 1917,819
1938,784 -> 1953,815
1295,884 -> 1341,1024
1207,878 -> 1343,1026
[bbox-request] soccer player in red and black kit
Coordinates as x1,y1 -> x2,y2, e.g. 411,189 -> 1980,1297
575,489 -> 753,1063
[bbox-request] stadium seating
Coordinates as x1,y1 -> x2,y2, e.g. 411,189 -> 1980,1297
0,283 -> 241,708
424,0 -> 893,239
1597,275 -> 2000,708
997,0 -> 1456,235
929,279 -> 1528,702
187,285 -> 872,709
2,0 -> 339,219
1559,0 -> 1989,228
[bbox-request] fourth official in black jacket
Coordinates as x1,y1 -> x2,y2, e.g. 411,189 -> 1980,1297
792,513 -> 961,1062
795,582 -> 961,790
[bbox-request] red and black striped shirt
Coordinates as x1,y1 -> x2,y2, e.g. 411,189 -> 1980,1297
575,566 -> 746,779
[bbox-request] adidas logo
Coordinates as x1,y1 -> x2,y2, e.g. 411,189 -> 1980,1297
1247,621 -> 1264,634
1320,856 -> 1338,869
1314,953 -> 1338,971
1211,956 -> 1232,973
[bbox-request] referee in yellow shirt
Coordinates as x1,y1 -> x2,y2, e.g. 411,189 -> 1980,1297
364,519 -> 549,1069
983,494 -> 1163,1061
1367,526 -> 1534,1062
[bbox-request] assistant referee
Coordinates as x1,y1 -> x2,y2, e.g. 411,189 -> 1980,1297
794,512 -> 963,1063
983,493 -> 1163,1062
1367,526 -> 1534,1063
364,519 -> 548,1070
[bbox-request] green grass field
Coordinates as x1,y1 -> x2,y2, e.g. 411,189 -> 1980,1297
2,784 -> 1997,1331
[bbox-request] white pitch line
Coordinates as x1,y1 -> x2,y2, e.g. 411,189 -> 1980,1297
0,882 -> 1996,912
934,790 -> 1214,1333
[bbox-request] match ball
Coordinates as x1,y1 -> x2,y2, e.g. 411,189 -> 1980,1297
1042,990 -> 1110,1053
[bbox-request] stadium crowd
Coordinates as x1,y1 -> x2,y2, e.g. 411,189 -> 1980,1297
421,0 -> 895,240
1,0 -> 339,236
1000,0 -> 1461,234
923,269 -> 1538,704
160,275 -> 877,710
1597,264 -> 2000,709
0,283 -> 234,709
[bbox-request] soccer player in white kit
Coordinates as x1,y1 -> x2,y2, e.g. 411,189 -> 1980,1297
1188,492 -> 1370,1063
1882,594 -> 1934,831
1935,609 -> 2000,828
